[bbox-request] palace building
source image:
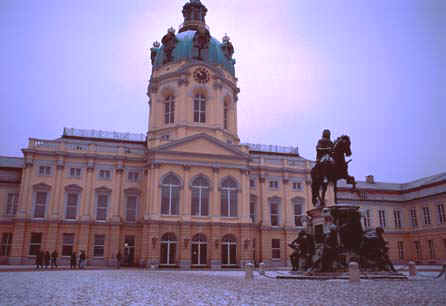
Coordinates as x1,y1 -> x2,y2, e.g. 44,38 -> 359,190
0,0 -> 445,267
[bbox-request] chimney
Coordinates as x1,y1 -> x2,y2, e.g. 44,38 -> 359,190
366,175 -> 374,184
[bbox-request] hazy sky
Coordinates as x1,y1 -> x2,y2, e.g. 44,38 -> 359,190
0,0 -> 445,183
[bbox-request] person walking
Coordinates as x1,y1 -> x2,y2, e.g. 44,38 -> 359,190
51,250 -> 58,268
35,250 -> 43,269
70,252 -> 77,269
78,250 -> 86,269
44,251 -> 50,269
116,251 -> 122,269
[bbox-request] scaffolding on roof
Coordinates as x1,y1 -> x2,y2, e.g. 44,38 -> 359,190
63,128 -> 146,142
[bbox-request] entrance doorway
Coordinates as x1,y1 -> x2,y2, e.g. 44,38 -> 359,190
191,234 -> 207,266
124,235 -> 135,266
221,234 -> 237,266
160,233 -> 177,266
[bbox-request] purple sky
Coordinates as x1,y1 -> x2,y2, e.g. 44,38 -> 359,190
0,0 -> 445,183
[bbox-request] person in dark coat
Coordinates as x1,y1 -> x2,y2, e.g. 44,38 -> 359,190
51,250 -> 58,268
70,252 -> 77,269
78,250 -> 86,269
44,251 -> 50,269
116,251 -> 122,269
35,250 -> 43,269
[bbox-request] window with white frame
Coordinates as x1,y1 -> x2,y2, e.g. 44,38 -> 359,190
194,94 -> 206,123
93,235 -> 105,257
378,209 -> 386,228
363,209 -> 371,228
29,232 -> 42,255
126,195 -> 137,222
96,193 -> 109,221
397,241 -> 404,260
423,206 -> 431,225
62,233 -> 75,256
164,95 -> 175,124
437,204 -> 445,224
128,171 -> 139,182
393,210 -> 402,229
292,182 -> 302,191
6,193 -> 18,216
0,233 -> 12,256
65,193 -> 79,220
38,166 -> 51,176
220,177 -> 238,217
269,180 -> 279,189
98,169 -> 111,180
34,191 -> 48,218
272,239 -> 280,259
161,174 -> 181,215
414,241 -> 422,260
428,240 -> 435,259
249,195 -> 256,222
69,167 -> 81,178
410,208 -> 418,227
269,197 -> 280,226
191,176 -> 209,216
292,197 -> 304,227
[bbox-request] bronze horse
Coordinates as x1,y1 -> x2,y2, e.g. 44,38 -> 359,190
311,135 -> 356,206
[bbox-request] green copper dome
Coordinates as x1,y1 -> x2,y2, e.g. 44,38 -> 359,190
152,30 -> 236,76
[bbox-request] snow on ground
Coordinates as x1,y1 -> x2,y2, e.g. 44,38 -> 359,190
0,269 -> 445,305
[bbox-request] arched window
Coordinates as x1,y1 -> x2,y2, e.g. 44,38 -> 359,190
160,233 -> 177,265
221,234 -> 237,266
191,176 -> 209,216
161,174 -> 181,215
223,100 -> 229,129
164,95 -> 175,124
194,94 -> 206,123
269,197 -> 281,226
220,177 -> 238,217
191,234 -> 207,266
292,197 -> 304,227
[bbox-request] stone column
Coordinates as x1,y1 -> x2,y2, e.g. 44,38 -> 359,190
212,166 -> 219,221
78,223 -> 90,257
140,223 -> 150,267
179,223 -> 191,269
151,164 -> 161,217
50,158 -> 65,219
110,161 -> 124,222
9,222 -> 26,265
46,222 -> 59,254
108,224 -> 121,266
82,160 -> 95,220
148,223 -> 160,267
182,165 -> 190,221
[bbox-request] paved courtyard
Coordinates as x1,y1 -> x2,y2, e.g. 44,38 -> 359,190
0,269 -> 445,305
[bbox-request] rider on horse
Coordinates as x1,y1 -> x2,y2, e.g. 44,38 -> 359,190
316,129 -> 334,165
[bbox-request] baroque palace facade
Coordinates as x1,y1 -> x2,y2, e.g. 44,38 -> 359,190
0,0 -> 445,267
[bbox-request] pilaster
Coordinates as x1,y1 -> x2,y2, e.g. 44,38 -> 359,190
9,222 -> 26,264
212,166 -> 219,221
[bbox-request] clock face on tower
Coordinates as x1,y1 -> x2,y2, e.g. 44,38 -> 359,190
193,68 -> 209,84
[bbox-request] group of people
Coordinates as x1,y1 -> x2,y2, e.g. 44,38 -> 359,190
35,250 -> 87,269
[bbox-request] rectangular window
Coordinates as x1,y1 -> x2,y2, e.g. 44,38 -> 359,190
128,172 -> 139,182
164,98 -> 175,124
393,210 -> 402,229
292,182 -> 301,191
29,233 -> 42,256
249,196 -> 256,222
410,208 -> 418,227
272,239 -> 280,259
65,193 -> 78,220
294,204 -> 303,227
270,202 -> 280,226
0,233 -> 13,256
428,240 -> 435,259
220,190 -> 237,217
34,191 -> 47,218
99,170 -> 111,180
94,235 -> 105,257
423,207 -> 431,225
363,209 -> 371,228
70,168 -> 81,178
62,233 -> 75,257
96,194 -> 108,221
414,241 -> 422,260
38,166 -> 51,176
269,181 -> 279,189
223,102 -> 228,129
397,241 -> 404,260
6,193 -> 18,216
437,204 -> 445,224
126,196 -> 137,222
194,95 -> 206,123
378,210 -> 386,228
249,179 -> 256,188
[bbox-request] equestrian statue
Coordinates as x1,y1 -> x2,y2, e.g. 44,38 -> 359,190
311,129 -> 357,206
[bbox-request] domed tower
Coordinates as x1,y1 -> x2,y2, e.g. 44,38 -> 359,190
147,0 -> 240,148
